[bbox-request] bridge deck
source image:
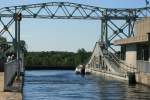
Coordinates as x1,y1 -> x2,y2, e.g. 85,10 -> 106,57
0,72 -> 22,100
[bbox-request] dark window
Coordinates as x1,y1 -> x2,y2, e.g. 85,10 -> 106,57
137,44 -> 149,61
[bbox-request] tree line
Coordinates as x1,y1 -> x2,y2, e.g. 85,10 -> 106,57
0,36 -> 92,69
24,48 -> 92,68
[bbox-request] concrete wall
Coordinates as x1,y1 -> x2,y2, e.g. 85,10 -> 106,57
135,17 -> 150,35
125,45 -> 137,68
91,69 -> 128,81
136,72 -> 150,86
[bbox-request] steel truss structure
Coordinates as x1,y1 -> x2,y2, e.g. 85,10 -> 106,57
0,2 -> 150,58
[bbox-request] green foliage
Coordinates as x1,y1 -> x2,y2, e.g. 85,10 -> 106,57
0,36 -> 8,59
20,40 -> 27,55
0,36 -> 7,50
25,48 -> 91,67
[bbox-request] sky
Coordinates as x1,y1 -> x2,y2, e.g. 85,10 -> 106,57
0,0 -> 148,52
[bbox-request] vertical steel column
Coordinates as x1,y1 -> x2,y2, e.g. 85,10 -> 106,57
18,17 -> 21,79
128,19 -> 131,37
14,13 -> 22,78
14,13 -> 17,58
101,19 -> 108,44
101,19 -> 104,42
14,13 -> 19,78
105,20 -> 108,43
101,10 -> 108,45
127,18 -> 133,37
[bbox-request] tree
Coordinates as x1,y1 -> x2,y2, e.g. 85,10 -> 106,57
20,40 -> 27,55
76,48 -> 87,64
0,36 -> 7,51
24,49 -> 92,68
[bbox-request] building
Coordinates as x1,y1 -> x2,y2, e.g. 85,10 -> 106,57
114,17 -> 150,85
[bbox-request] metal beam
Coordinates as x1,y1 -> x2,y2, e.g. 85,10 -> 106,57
0,2 -> 149,57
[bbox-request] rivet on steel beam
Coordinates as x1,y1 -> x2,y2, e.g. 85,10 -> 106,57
119,29 -> 123,33
42,3 -> 46,8
22,6 -> 26,10
92,10 -> 95,12
60,2 -> 64,5
51,14 -> 54,18
59,4 -> 62,7
4,26 -> 8,31
69,14 -> 72,17
78,4 -> 81,7
33,14 -> 37,18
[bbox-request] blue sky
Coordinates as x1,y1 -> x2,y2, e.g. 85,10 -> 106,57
0,0 -> 148,52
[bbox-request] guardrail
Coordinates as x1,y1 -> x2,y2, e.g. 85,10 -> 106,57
137,60 -> 150,73
4,59 -> 18,91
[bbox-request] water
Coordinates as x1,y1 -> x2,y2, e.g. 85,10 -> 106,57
23,70 -> 150,100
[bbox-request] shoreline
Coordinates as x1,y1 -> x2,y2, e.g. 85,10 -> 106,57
25,65 -> 75,70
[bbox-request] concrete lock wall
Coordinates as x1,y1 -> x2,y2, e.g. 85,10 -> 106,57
136,72 -> 150,86
125,45 -> 137,68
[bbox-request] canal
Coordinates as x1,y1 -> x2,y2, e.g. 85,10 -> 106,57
23,70 -> 150,100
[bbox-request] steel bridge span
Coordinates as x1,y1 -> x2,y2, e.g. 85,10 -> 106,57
0,2 -> 150,90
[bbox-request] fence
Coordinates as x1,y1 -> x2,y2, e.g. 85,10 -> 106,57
137,60 -> 150,73
4,59 -> 18,91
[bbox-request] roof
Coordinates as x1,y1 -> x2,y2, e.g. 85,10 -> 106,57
113,34 -> 149,45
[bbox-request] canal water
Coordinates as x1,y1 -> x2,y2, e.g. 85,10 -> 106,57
23,70 -> 150,100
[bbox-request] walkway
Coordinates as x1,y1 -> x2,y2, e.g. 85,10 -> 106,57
0,72 -> 22,100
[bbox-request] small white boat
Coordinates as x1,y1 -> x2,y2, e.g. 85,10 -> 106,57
75,64 -> 91,75
75,65 -> 82,74
85,68 -> 91,75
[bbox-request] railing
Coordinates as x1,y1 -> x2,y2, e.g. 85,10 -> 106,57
4,59 -> 18,91
107,51 -> 129,73
108,51 -> 137,73
137,60 -> 150,73
89,42 -> 136,77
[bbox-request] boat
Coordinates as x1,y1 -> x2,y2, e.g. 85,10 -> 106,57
75,64 -> 91,75
75,65 -> 82,74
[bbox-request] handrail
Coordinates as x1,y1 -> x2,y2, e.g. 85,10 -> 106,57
88,41 -> 137,76
99,42 -> 136,73
108,52 -> 127,73
107,50 -> 137,73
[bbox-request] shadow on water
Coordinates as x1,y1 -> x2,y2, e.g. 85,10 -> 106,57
23,70 -> 150,100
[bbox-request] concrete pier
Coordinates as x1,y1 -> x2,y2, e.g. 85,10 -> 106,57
136,72 -> 150,86
0,72 -> 22,100
90,69 -> 128,81
128,72 -> 136,84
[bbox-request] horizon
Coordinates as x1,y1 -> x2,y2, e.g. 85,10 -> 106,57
27,48 -> 92,53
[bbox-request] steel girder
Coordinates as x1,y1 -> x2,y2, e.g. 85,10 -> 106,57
0,2 -> 149,50
0,2 -> 149,19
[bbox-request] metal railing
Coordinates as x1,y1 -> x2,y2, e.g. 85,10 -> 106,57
4,59 -> 18,91
137,60 -> 150,73
107,51 -> 137,73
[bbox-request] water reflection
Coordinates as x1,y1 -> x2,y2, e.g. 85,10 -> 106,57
23,70 -> 150,100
